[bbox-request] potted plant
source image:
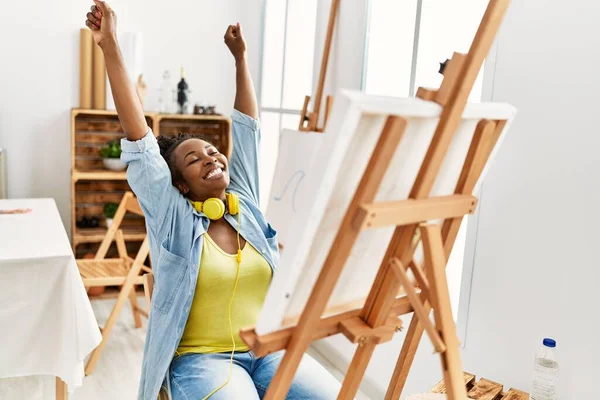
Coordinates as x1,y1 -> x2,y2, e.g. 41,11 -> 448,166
99,140 -> 126,171
103,202 -> 119,228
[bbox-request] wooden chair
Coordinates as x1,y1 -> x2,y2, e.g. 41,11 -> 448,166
77,191 -> 151,375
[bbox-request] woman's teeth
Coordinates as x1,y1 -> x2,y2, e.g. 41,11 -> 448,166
205,168 -> 223,180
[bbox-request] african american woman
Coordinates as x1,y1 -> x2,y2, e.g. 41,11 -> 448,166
85,1 -> 342,399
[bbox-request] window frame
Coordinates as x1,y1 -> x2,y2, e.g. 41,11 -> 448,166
257,0 -> 313,136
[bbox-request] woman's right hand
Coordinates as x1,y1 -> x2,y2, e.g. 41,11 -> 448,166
85,0 -> 117,48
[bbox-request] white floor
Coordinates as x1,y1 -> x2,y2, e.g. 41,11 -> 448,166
0,297 -> 369,400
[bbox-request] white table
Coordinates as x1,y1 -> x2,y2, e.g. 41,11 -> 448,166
0,198 -> 102,399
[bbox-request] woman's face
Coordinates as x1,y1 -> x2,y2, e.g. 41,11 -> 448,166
172,138 -> 230,201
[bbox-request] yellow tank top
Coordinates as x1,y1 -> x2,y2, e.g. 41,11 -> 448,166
176,234 -> 272,354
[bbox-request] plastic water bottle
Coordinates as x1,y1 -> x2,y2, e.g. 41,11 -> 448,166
530,338 -> 559,400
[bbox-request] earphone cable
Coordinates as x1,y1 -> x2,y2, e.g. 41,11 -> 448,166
202,210 -> 242,400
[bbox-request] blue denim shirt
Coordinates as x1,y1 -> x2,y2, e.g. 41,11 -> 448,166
120,110 -> 279,400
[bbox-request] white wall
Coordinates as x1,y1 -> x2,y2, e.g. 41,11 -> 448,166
460,0 -> 600,398
313,1 -> 600,399
0,0 -> 261,236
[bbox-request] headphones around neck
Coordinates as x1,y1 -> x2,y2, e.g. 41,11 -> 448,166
188,191 -> 245,399
190,192 -> 239,220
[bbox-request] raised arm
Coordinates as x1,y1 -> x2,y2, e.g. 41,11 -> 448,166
85,1 -> 182,239
86,0 -> 147,140
225,23 -> 258,119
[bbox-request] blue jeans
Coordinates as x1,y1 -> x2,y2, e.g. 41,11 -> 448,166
169,350 -> 341,399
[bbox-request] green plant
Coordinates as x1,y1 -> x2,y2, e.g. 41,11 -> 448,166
99,140 -> 122,159
103,202 -> 119,219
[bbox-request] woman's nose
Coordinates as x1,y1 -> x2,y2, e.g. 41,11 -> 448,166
203,157 -> 218,165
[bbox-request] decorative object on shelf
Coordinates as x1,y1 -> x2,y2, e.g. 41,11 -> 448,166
136,74 -> 147,108
76,216 -> 100,229
177,66 -> 190,114
79,28 -> 93,108
103,202 -> 118,228
93,41 -> 106,110
194,104 -> 219,115
79,26 -> 107,110
159,70 -> 172,113
99,140 -> 126,171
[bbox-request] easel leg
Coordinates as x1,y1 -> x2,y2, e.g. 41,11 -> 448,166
384,313 -> 427,400
338,342 -> 376,400
264,339 -> 308,400
422,225 -> 467,400
56,377 -> 68,400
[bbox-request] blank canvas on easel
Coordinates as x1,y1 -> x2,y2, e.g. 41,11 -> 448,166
258,90 -> 516,335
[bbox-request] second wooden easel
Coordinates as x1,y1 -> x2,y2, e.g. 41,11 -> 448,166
242,1 -> 512,399
298,0 -> 340,133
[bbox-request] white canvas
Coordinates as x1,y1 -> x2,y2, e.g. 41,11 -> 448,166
257,90 -> 516,335
266,129 -> 325,248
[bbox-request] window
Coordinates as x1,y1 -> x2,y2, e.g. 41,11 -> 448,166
363,0 -> 489,323
363,0 -> 487,101
258,0 -> 319,211
363,0 -> 417,97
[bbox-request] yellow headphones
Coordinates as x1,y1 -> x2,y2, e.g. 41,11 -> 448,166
190,192 -> 239,220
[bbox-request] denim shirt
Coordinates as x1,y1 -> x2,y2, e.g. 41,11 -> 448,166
120,110 -> 279,400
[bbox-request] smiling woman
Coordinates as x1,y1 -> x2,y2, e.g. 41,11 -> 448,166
85,1 -> 341,399
156,134 -> 230,202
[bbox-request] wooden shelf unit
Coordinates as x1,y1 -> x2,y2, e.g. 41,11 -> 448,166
73,170 -> 127,181
156,113 -> 233,158
70,108 -> 231,258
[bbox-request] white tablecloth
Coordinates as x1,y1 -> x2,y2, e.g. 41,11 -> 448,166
0,198 -> 101,391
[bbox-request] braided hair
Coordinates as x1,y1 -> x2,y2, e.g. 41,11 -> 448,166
156,133 -> 194,184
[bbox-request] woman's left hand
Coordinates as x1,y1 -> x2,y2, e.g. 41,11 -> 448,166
224,23 -> 247,61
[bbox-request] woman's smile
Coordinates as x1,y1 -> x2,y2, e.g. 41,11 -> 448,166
204,166 -> 224,180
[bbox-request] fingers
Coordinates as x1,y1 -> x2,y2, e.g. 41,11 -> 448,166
90,5 -> 102,18
93,0 -> 112,16
224,25 -> 235,40
224,23 -> 243,41
86,12 -> 101,28
85,19 -> 99,31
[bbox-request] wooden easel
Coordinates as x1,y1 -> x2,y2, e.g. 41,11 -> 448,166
298,0 -> 340,133
242,1 -> 511,399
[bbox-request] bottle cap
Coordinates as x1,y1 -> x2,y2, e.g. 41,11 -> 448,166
543,338 -> 556,348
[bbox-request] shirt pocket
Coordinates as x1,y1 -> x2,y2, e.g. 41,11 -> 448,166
153,243 -> 189,314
